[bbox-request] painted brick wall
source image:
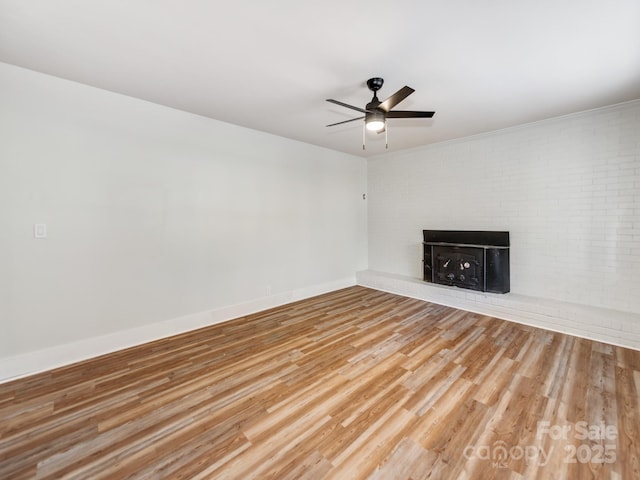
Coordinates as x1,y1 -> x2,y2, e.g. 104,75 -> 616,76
368,100 -> 640,314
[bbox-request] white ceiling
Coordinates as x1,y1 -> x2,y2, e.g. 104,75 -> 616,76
1,1 -> 639,157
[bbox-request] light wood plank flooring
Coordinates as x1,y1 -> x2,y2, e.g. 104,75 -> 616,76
1,286 -> 639,479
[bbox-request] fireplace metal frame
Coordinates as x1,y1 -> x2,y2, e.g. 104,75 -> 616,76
423,230 -> 510,294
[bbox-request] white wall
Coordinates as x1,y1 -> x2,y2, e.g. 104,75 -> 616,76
0,63 -> 367,377
367,100 -> 640,314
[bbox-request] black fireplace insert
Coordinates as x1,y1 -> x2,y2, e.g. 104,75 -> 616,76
423,230 -> 510,294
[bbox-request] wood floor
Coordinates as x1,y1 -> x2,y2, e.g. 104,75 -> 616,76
1,286 -> 639,479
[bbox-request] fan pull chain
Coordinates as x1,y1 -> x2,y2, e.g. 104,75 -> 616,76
385,124 -> 388,149
362,123 -> 366,150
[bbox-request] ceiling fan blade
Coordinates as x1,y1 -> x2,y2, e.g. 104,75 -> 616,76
378,86 -> 415,112
326,116 -> 365,127
326,99 -> 367,114
387,110 -> 435,118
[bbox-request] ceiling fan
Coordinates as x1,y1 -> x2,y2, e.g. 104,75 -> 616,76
326,77 -> 435,149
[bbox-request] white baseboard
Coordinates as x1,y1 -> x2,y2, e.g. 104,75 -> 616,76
357,270 -> 640,351
6,271 -> 636,384
0,277 -> 356,384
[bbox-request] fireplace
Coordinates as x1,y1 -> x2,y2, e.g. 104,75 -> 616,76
423,230 -> 510,294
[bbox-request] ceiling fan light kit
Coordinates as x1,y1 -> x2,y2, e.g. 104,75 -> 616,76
365,111 -> 385,132
326,77 -> 435,150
